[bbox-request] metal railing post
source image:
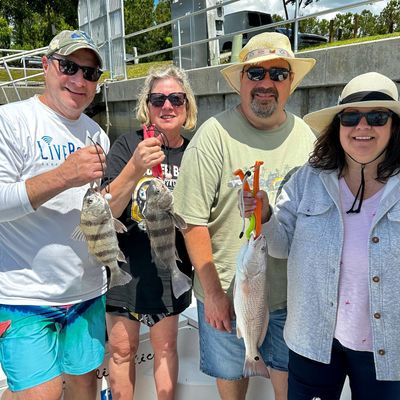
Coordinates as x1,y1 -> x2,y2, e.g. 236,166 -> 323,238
294,0 -> 299,52
177,19 -> 182,69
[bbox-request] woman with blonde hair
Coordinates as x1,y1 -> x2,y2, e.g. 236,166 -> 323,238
103,64 -> 197,399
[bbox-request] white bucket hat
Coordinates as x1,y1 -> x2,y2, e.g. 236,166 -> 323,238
221,32 -> 316,94
304,72 -> 400,133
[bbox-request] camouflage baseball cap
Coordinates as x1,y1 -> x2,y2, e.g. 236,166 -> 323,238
47,30 -> 103,68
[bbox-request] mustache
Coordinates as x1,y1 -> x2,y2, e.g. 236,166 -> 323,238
251,87 -> 279,99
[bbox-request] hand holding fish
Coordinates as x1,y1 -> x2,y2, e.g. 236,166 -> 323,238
129,137 -> 165,176
239,190 -> 271,224
56,145 -> 106,188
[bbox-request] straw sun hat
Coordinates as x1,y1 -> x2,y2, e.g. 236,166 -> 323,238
221,32 -> 316,94
304,72 -> 400,133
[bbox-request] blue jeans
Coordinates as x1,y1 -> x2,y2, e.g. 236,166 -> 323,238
197,299 -> 288,379
288,338 -> 400,400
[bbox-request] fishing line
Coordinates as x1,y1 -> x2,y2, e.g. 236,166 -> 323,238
87,136 -> 112,200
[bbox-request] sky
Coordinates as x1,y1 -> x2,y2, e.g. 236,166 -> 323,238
224,0 -> 389,19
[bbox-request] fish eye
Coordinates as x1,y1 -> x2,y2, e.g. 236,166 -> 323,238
139,188 -> 147,200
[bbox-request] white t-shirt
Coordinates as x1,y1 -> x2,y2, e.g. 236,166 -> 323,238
335,177 -> 384,351
0,96 -> 109,305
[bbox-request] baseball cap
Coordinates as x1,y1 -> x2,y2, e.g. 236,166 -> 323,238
46,30 -> 103,68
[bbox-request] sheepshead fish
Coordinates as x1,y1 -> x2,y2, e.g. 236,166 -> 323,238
72,188 -> 132,289
142,178 -> 192,298
234,233 -> 270,378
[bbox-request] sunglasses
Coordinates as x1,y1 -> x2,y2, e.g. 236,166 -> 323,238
49,55 -> 103,82
338,110 -> 393,127
243,66 -> 291,82
148,92 -> 187,107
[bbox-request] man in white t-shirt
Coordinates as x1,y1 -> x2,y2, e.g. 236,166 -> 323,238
0,30 -> 109,400
173,32 -> 316,400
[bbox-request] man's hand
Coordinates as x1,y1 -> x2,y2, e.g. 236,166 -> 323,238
56,145 -> 106,188
238,189 -> 271,223
204,290 -> 235,333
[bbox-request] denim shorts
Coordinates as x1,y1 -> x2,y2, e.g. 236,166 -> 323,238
197,300 -> 288,380
0,295 -> 106,391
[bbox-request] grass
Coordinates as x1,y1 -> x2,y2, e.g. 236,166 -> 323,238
299,31 -> 400,52
0,32 -> 398,83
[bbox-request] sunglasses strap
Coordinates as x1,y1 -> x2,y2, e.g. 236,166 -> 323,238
345,148 -> 386,214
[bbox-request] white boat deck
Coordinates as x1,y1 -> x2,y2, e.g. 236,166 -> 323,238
97,302 -> 352,399
0,303 -> 351,399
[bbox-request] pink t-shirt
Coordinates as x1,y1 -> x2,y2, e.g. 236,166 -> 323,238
334,177 -> 384,352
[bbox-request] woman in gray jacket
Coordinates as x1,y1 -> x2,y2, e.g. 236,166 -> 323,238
241,72 -> 400,400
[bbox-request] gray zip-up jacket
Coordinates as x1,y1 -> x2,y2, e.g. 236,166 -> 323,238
265,163 -> 400,381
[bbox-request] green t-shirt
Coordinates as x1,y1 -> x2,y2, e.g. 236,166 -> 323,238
174,107 -> 316,311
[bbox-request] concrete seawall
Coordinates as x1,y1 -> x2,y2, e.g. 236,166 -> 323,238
93,36 -> 400,142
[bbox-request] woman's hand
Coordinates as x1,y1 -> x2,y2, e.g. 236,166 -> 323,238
129,137 -> 165,175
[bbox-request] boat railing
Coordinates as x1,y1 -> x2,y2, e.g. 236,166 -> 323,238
0,47 -> 47,103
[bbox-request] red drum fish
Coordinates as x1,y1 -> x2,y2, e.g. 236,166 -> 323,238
234,233 -> 270,378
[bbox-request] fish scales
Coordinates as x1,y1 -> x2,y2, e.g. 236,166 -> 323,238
142,178 -> 192,298
234,233 -> 270,378
71,188 -> 132,289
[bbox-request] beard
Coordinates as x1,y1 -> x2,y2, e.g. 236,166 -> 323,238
250,87 -> 279,118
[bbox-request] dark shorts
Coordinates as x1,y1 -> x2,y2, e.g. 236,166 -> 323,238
106,304 -> 179,327
0,296 -> 106,391
197,300 -> 288,380
288,338 -> 400,400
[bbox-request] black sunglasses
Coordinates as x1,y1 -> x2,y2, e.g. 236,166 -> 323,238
148,92 -> 187,107
338,110 -> 393,127
243,66 -> 291,82
49,55 -> 103,82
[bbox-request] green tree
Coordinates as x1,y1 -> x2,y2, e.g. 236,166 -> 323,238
358,9 -> 379,37
378,0 -> 400,33
330,13 -> 354,41
0,16 -> 12,49
124,0 -> 155,61
0,0 -> 78,49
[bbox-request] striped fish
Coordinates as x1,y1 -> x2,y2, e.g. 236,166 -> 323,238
142,178 -> 192,298
72,188 -> 132,289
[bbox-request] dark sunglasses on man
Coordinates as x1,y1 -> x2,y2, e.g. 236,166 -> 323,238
48,55 -> 103,82
338,110 -> 393,127
147,92 -> 187,107
242,66 -> 291,82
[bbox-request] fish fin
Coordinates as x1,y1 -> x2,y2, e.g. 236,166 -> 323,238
243,354 -> 270,378
113,218 -> 128,234
170,264 -> 192,298
171,212 -> 187,230
108,263 -> 132,289
175,249 -> 182,263
117,250 -> 127,263
71,226 -> 86,242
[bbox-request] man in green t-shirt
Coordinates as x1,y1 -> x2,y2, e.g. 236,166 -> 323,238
173,32 -> 316,400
